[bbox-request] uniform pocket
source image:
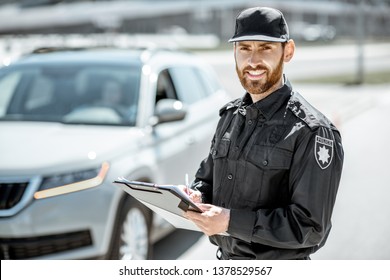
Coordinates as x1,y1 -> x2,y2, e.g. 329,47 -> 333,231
240,146 -> 293,208
211,138 -> 231,202
212,138 -> 230,159
247,145 -> 293,170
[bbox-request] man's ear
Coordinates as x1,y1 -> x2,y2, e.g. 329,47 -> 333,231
283,39 -> 295,62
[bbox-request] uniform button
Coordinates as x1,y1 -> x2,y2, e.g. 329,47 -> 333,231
227,174 -> 233,180
222,203 -> 226,207
262,160 -> 268,166
248,120 -> 253,125
234,146 -> 239,151
212,150 -> 217,156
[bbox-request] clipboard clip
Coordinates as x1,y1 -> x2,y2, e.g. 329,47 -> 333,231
178,200 -> 190,212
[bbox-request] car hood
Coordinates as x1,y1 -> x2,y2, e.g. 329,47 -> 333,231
0,121 -> 145,175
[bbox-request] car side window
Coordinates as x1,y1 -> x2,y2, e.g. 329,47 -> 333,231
168,66 -> 207,105
155,69 -> 177,104
194,67 -> 221,97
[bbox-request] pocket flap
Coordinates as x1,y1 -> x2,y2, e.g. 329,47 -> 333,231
212,138 -> 230,159
247,146 -> 292,169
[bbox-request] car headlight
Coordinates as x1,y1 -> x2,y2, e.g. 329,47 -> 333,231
34,162 -> 109,199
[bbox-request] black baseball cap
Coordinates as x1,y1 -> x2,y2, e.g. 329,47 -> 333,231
229,7 -> 289,43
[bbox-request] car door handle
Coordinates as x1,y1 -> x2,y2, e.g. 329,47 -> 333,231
186,136 -> 196,145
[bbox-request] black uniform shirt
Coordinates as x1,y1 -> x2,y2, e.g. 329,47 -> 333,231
192,79 -> 344,259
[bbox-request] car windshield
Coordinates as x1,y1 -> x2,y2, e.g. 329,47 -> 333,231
0,63 -> 141,126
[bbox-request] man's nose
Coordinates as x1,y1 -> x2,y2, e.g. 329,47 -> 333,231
248,51 -> 263,67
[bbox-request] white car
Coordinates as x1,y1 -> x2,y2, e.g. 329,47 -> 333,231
0,47 -> 229,259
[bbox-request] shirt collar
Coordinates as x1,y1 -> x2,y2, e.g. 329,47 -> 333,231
244,76 -> 292,120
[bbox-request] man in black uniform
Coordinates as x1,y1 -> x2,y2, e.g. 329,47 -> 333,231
184,7 -> 344,260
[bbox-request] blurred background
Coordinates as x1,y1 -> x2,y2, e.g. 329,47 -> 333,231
1,0 -> 389,260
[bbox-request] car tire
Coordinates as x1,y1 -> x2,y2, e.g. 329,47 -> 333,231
109,196 -> 153,260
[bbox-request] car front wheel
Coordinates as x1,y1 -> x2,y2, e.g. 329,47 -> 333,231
110,197 -> 152,260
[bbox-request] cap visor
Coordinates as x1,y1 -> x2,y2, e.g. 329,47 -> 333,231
228,35 -> 288,43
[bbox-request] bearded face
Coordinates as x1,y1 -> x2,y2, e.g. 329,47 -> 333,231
234,42 -> 285,98
236,54 -> 284,96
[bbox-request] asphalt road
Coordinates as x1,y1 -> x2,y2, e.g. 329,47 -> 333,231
153,43 -> 390,260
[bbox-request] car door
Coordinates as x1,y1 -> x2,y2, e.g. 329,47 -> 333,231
151,65 -> 225,185
168,66 -> 222,177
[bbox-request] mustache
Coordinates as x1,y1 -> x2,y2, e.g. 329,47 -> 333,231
242,65 -> 268,72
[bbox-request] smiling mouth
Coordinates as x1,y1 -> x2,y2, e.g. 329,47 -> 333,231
245,69 -> 266,80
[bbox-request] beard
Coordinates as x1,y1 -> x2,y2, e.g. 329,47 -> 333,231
236,54 -> 284,96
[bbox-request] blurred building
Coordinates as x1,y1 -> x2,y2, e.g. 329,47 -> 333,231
0,0 -> 389,42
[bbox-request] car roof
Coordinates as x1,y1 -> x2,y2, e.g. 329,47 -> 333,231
8,47 -> 194,67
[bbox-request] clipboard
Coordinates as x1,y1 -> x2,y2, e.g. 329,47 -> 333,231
113,177 -> 203,232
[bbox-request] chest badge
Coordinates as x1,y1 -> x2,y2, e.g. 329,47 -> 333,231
315,135 -> 333,169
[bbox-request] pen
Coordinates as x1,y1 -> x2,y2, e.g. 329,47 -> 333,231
185,173 -> 190,195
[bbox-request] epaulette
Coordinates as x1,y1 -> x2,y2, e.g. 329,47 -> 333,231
287,91 -> 336,130
219,97 -> 242,116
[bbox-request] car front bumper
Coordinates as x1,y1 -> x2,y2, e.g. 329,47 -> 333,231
0,182 -> 119,260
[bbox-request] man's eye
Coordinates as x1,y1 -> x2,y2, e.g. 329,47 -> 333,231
261,46 -> 271,50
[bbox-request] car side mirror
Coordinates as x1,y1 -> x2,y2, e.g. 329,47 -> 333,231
150,99 -> 187,126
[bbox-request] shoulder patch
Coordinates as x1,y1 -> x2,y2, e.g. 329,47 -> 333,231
314,134 -> 334,169
288,91 -> 335,130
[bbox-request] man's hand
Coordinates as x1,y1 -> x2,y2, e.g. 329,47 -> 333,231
184,204 -> 230,236
178,185 -> 202,203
